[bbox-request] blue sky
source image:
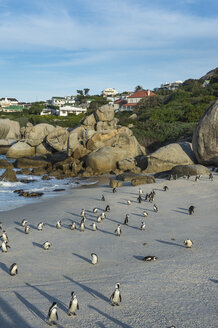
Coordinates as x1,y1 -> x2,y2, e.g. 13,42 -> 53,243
0,0 -> 217,102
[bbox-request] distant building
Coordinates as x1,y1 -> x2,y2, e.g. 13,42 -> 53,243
50,96 -> 76,107
57,105 -> 87,116
0,97 -> 18,107
154,80 -> 183,91
1,105 -> 23,112
102,88 -> 118,97
119,90 -> 155,111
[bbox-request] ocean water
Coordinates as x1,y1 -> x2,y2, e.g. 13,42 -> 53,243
0,155 -> 98,212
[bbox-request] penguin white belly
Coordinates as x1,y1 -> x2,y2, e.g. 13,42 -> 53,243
92,255 -> 98,264
49,309 -> 57,321
69,299 -> 77,313
113,290 -> 120,303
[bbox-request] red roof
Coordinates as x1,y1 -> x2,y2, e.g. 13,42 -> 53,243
114,99 -> 127,104
123,103 -> 137,107
128,90 -> 155,98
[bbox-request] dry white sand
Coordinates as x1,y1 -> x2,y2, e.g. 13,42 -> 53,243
0,173 -> 217,328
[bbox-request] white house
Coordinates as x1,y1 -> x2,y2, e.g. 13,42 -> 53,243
57,105 -> 87,116
102,88 -> 118,97
50,96 -> 76,107
0,97 -> 18,107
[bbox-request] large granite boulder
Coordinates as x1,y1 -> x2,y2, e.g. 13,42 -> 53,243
0,159 -> 14,169
95,118 -> 118,131
0,169 -> 18,182
6,141 -> 35,158
26,123 -> 55,147
170,164 -> 210,177
46,127 -> 68,151
0,119 -> 20,140
14,157 -> 50,169
192,100 -> 218,165
139,142 -> 196,173
83,114 -> 96,126
95,104 -> 114,122
131,175 -> 155,186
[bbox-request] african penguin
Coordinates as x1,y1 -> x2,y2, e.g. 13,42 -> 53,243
48,302 -> 58,325
37,222 -> 44,231
143,211 -> 148,217
25,225 -> 30,234
93,208 -> 98,213
97,215 -> 102,223
137,195 -> 142,203
188,205 -> 195,215
105,205 -> 110,212
139,187 -> 143,195
112,188 -> 117,193
2,230 -> 9,243
184,239 -> 193,248
70,221 -> 76,230
114,224 -> 122,237
153,204 -> 158,212
56,220 -> 62,229
21,219 -> 28,227
0,221 -> 2,230
43,241 -> 52,250
1,241 -> 11,253
209,172 -> 213,181
81,209 -> 85,217
101,212 -> 106,220
110,283 -> 122,306
10,263 -> 18,276
140,222 -> 146,231
143,256 -> 158,261
68,292 -> 79,316
90,223 -> 97,231
163,185 -> 168,191
127,200 -> 131,205
123,214 -> 129,225
101,194 -> 105,201
91,253 -> 98,265
79,221 -> 85,232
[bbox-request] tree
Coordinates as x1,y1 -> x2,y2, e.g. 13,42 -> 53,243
135,85 -> 144,92
84,88 -> 90,96
77,90 -> 83,96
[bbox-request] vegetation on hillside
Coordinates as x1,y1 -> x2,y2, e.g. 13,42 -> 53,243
116,69 -> 218,151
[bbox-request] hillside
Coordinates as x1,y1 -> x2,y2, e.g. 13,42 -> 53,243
116,68 -> 218,152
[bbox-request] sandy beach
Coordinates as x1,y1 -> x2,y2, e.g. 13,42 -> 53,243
0,173 -> 217,328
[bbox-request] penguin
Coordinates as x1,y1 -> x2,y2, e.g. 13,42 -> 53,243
91,253 -> 98,265
123,214 -> 129,225
139,187 -> 143,196
10,263 -> 18,276
110,283 -> 122,306
143,256 -> 158,261
145,193 -> 149,201
37,222 -> 44,231
48,302 -> 58,325
1,230 -> 9,243
70,221 -> 76,230
105,205 -> 110,212
163,185 -> 168,191
140,222 -> 146,231
90,223 -> 97,231
101,212 -> 106,220
137,195 -> 142,203
153,204 -> 158,212
195,175 -> 200,181
188,205 -> 195,215
114,224 -> 122,237
96,215 -> 102,223
43,241 -> 52,250
1,241 -> 11,253
56,220 -> 62,229
68,292 -> 79,316
21,219 -> 28,227
168,174 -> 173,181
143,211 -> 148,217
186,174 -> 190,179
79,221 -> 85,232
0,221 -> 2,230
25,225 -> 30,234
101,194 -> 105,201
209,172 -> 213,181
127,200 -> 131,205
184,239 -> 193,248
81,209 -> 85,217
93,208 -> 98,214
112,187 -> 117,193
80,216 -> 86,224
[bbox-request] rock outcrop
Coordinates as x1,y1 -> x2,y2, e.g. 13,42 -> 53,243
139,142 -> 196,173
6,141 -> 35,158
26,123 -> 55,147
0,169 -> 18,182
0,119 -> 20,140
170,164 -> 210,177
192,100 -> 218,165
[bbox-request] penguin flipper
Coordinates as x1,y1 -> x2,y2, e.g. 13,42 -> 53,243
110,292 -> 114,301
77,303 -> 79,310
119,293 -> 122,302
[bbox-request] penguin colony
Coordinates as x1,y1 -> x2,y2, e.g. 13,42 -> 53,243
0,172 -> 214,327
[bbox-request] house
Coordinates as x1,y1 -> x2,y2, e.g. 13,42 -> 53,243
102,88 -> 118,97
154,81 -> 183,91
1,105 -> 23,112
0,97 -> 18,107
50,96 -> 76,107
119,90 -> 155,111
57,105 -> 87,116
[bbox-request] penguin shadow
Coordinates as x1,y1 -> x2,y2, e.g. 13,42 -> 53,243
88,305 -> 133,328
25,282 -> 68,313
133,255 -> 144,261
45,223 -> 56,229
0,261 -> 9,274
126,224 -> 141,231
72,253 -> 91,264
14,220 -> 22,226
131,212 -> 145,218
156,239 -> 185,248
173,208 -> 189,215
209,278 -> 218,284
15,227 -> 26,234
97,227 -> 114,236
106,217 -> 121,225
64,276 -> 109,303
0,295 -> 33,328
29,224 -> 38,231
32,242 -> 44,249
65,211 -> 79,217
14,291 -> 46,323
